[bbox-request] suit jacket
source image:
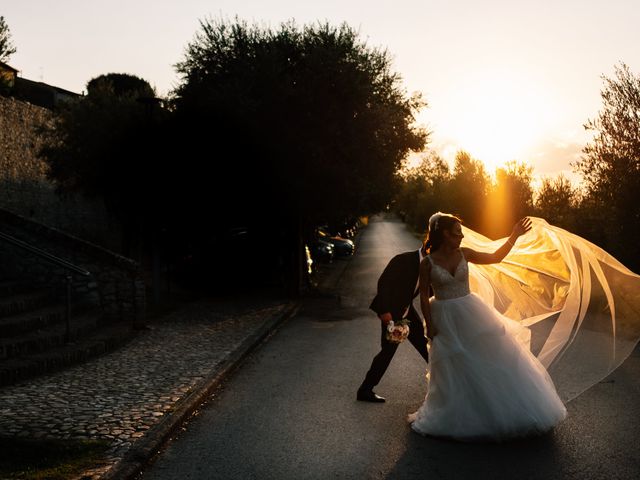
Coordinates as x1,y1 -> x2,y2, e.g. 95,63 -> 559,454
369,250 -> 421,321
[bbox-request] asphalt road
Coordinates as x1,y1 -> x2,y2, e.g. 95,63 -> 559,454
141,216 -> 640,480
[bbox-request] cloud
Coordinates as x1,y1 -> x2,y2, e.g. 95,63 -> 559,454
526,138 -> 585,176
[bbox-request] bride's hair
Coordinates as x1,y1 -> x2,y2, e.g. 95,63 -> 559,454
422,213 -> 463,253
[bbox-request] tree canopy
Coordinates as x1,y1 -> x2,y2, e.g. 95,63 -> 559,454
449,151 -> 490,230
483,161 -> 534,237
86,73 -> 155,98
394,151 -> 537,239
171,18 -> 427,227
0,16 -> 16,63
38,73 -> 164,253
535,175 -> 576,226
575,62 -> 640,261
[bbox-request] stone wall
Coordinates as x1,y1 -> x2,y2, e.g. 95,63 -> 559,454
0,95 -> 122,250
0,208 -> 145,325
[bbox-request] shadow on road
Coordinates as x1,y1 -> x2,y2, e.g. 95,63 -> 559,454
386,429 -> 563,479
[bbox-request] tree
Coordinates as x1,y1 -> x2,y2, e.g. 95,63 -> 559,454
0,16 -> 16,63
574,63 -> 640,264
448,151 -> 489,230
87,73 -> 155,98
171,18 -> 427,293
39,73 -> 165,255
484,161 -> 534,237
395,152 -> 451,233
535,174 -> 577,229
172,19 -> 427,226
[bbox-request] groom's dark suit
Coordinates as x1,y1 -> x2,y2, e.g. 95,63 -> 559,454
359,249 -> 430,394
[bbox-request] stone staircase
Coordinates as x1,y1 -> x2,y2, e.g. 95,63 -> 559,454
0,278 -> 132,387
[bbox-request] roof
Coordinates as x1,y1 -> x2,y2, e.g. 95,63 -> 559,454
0,61 -> 19,73
16,77 -> 80,98
12,77 -> 81,110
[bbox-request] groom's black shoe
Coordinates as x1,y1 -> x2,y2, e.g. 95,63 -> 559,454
357,389 -> 386,403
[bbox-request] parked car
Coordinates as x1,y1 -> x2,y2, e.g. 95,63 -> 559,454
309,238 -> 335,263
324,217 -> 361,239
316,228 -> 355,257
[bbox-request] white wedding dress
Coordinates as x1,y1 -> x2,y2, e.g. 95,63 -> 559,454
408,217 -> 640,440
408,250 -> 567,441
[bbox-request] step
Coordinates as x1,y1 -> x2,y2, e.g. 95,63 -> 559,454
0,310 -> 102,360
0,304 -> 66,338
0,323 -> 134,387
0,290 -> 54,318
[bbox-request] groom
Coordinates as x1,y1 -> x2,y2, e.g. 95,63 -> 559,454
357,245 -> 430,402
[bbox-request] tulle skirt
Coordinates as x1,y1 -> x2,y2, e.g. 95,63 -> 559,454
409,293 -> 567,441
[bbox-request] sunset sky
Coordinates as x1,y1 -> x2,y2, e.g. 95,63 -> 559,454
3,1 -> 639,180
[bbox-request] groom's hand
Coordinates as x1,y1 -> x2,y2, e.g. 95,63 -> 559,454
379,312 -> 392,326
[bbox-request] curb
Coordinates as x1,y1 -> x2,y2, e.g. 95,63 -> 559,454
100,301 -> 300,480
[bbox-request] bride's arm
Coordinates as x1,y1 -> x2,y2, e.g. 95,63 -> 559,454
463,217 -> 532,265
419,258 -> 436,339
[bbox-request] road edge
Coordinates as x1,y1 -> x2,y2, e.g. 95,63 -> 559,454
100,301 -> 300,480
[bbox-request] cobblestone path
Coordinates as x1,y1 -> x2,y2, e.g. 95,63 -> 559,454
0,299 -> 292,476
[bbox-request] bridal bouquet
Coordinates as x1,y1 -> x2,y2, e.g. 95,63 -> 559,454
386,319 -> 410,344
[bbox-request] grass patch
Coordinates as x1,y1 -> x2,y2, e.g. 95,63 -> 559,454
0,436 -> 110,479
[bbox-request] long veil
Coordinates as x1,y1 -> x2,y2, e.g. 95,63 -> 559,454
461,217 -> 640,401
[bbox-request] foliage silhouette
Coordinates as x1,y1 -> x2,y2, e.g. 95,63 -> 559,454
394,152 -> 534,239
483,161 -> 534,238
0,16 -> 16,63
167,18 -> 427,292
38,73 -> 164,255
448,151 -> 490,231
575,62 -> 640,266
535,175 -> 577,231
172,18 -> 427,226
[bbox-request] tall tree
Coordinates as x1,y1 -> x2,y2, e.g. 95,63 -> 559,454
38,73 -> 164,255
535,174 -> 577,229
574,63 -> 640,263
171,18 -> 427,293
395,152 -> 450,233
172,19 -> 427,226
0,16 -> 16,63
484,161 -> 534,237
449,151 -> 489,230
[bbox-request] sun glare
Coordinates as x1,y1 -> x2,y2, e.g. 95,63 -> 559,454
433,69 -> 556,174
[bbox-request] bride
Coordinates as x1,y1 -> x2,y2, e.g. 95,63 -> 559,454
409,211 -> 640,441
409,213 -> 567,440
409,211 -> 640,440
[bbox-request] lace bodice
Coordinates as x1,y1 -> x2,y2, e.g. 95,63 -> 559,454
428,253 -> 471,300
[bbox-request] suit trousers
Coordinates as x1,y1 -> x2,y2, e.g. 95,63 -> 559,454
360,307 -> 429,391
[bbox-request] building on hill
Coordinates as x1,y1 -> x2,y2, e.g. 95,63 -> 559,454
0,60 -> 80,109
0,61 -> 19,89
12,77 -> 80,110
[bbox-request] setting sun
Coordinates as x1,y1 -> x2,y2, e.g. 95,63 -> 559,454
429,69 -> 558,173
